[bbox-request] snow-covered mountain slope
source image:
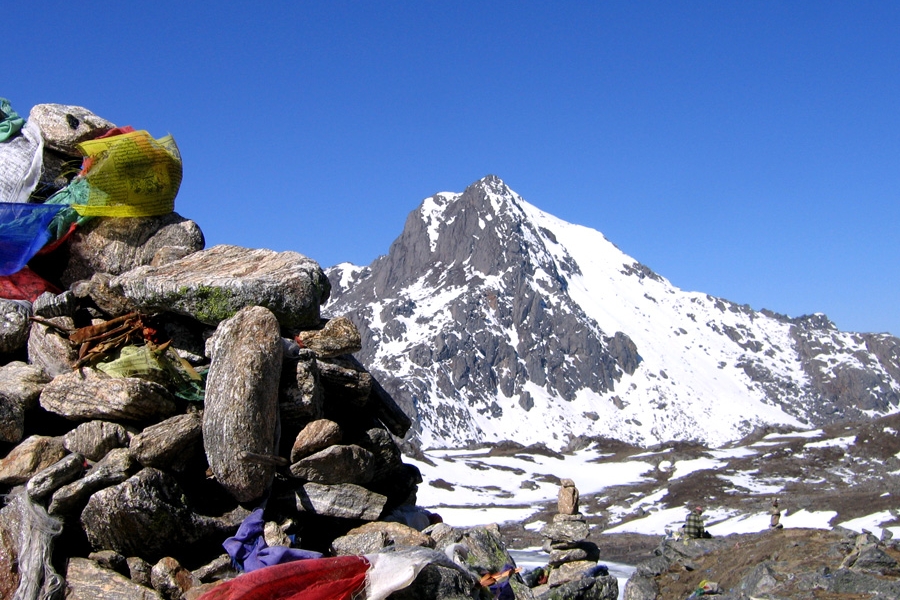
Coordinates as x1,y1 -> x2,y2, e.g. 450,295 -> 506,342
325,175 -> 900,450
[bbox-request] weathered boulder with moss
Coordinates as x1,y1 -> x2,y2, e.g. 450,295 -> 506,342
108,244 -> 331,328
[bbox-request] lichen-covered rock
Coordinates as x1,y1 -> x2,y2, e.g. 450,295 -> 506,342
452,525 -> 518,575
40,368 -> 177,423
57,212 -> 205,288
202,306 -> 282,503
110,245 -> 330,328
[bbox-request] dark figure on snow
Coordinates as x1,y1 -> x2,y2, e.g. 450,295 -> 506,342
683,506 -> 710,539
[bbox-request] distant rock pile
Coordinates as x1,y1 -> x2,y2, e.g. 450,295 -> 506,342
0,103 -> 548,600
525,480 -> 618,599
624,527 -> 900,599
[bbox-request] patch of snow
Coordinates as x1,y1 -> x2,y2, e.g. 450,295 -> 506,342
670,457 -> 722,480
839,511 -> 900,539
435,506 -> 539,528
805,435 -> 857,449
719,472 -> 784,495
763,430 -> 824,440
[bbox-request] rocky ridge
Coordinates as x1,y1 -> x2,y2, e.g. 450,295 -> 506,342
326,175 -> 900,451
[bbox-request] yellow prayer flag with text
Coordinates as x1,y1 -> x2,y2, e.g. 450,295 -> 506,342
74,130 -> 182,217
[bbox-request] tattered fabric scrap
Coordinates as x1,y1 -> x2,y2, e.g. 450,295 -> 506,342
0,119 -> 43,204
0,266 -> 60,302
197,555 -> 370,600
223,508 -> 322,572
197,548 -> 436,600
0,97 -> 25,142
0,202 -> 64,276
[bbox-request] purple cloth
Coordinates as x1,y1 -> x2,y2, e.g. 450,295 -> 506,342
488,564 -> 516,600
223,508 -> 322,572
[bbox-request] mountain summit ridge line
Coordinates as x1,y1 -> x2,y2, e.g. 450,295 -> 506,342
325,175 -> 900,450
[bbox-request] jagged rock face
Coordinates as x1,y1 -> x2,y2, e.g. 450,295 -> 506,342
326,175 -> 900,450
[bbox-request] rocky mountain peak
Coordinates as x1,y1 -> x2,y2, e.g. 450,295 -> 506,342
326,177 -> 900,451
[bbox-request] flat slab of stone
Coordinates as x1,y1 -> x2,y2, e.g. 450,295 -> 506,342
109,245 -> 330,328
295,482 -> 386,520
65,557 -> 163,600
39,369 -> 177,423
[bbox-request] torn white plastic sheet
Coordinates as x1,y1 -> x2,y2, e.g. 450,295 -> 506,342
0,120 -> 43,204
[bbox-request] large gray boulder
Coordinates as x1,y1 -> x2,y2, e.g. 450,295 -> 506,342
57,212 -> 205,288
109,245 -> 330,328
80,468 -> 200,561
202,306 -> 282,502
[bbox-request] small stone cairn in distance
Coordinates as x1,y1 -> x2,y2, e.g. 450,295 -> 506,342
530,479 -> 618,600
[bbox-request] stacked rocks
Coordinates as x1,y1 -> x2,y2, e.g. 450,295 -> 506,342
531,479 -> 618,600
0,103 -> 527,600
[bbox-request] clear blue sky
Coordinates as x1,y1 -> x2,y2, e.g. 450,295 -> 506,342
10,1 -> 899,335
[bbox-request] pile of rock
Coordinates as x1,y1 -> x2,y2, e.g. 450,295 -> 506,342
0,103 -> 532,600
529,479 -> 618,600
624,528 -> 900,599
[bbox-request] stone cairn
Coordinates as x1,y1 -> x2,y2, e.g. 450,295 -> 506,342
529,479 -> 618,599
0,103 -> 535,600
